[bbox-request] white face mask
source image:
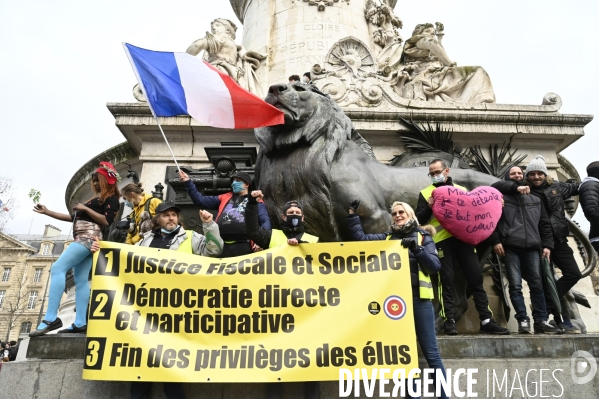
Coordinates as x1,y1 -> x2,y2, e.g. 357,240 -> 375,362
301,76 -> 309,83
431,174 -> 446,184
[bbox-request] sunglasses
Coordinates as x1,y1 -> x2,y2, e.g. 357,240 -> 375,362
391,210 -> 406,217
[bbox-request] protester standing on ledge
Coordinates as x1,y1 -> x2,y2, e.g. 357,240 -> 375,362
523,155 -> 582,333
579,161 -> 599,254
29,162 -> 120,336
178,170 -> 271,257
415,159 -> 509,335
245,191 -> 319,399
488,166 -> 559,334
121,182 -> 162,245
347,200 -> 448,399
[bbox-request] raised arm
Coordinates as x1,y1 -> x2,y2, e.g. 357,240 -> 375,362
179,170 -> 222,210
246,191 -> 272,249
33,204 -> 72,222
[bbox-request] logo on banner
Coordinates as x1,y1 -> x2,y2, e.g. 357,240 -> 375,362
383,296 -> 406,320
368,301 -> 381,315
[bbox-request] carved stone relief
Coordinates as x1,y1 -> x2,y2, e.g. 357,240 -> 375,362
303,0 -> 350,12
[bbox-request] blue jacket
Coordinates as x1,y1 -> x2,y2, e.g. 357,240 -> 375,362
183,180 -> 271,229
347,215 -> 441,295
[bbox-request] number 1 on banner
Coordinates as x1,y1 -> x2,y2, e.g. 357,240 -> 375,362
95,248 -> 120,277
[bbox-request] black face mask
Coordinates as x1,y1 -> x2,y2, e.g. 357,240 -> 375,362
284,215 -> 303,229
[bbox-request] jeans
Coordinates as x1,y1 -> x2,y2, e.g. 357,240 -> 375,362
503,249 -> 548,322
38,242 -> 92,329
130,382 -> 185,399
409,298 -> 448,399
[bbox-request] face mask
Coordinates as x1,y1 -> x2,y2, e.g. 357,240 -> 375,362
284,215 -> 303,228
161,226 -> 179,235
431,174 -> 445,184
301,77 -> 308,83
231,181 -> 245,193
124,200 -> 133,208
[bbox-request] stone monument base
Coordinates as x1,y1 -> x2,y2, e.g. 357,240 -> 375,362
3,335 -> 598,398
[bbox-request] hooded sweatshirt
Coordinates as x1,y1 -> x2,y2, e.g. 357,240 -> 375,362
579,175 -> 599,241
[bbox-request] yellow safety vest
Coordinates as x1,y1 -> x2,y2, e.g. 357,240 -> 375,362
269,230 -> 319,248
387,233 -> 434,299
420,183 -> 467,243
176,235 -> 193,254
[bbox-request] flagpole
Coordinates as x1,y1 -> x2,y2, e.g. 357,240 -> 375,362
122,43 -> 181,171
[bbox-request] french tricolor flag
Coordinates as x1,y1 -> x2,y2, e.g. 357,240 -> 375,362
123,43 -> 284,129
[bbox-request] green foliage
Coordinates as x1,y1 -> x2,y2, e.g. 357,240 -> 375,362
398,117 -> 453,153
469,140 -> 527,178
28,188 -> 42,204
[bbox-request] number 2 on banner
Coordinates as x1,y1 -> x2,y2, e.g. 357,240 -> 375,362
83,337 -> 107,370
95,248 -> 120,277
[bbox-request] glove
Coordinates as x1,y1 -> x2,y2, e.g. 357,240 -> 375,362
401,238 -> 419,252
349,200 -> 361,213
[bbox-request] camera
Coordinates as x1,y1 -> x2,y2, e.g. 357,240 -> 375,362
116,215 -> 133,231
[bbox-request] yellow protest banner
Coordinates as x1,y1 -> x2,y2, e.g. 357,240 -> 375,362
82,241 -> 417,382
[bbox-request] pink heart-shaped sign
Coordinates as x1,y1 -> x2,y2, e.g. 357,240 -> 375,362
431,186 -> 503,246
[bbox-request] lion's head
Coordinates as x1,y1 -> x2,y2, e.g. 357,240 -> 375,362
255,83 -> 353,160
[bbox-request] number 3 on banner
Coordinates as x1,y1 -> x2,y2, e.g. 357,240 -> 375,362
84,338 -> 107,370
95,248 -> 121,277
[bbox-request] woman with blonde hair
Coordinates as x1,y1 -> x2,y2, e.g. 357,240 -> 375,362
347,200 -> 448,399
29,162 -> 121,336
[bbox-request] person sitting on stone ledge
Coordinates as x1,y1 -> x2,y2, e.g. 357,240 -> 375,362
579,161 -> 599,255
347,200 -> 448,399
178,169 -> 271,257
29,162 -> 121,337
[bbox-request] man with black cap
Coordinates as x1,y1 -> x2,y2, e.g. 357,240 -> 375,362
92,202 -> 222,399
523,155 -> 582,333
245,190 -> 319,399
489,166 -> 558,334
178,169 -> 271,257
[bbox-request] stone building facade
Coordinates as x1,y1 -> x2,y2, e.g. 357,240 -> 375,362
0,225 -> 70,342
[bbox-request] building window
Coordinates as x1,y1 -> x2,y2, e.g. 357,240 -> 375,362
21,321 -> 32,334
33,268 -> 43,283
27,291 -> 38,309
0,290 -> 5,308
41,244 -> 51,255
1,268 -> 10,282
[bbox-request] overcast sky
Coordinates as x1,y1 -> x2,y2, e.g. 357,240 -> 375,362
1,0 -> 597,235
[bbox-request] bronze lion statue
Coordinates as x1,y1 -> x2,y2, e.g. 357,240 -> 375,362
255,83 -> 498,242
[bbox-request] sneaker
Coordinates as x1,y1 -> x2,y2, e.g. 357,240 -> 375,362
29,318 -> 63,337
558,320 -> 581,334
444,319 -> 458,335
480,319 -> 510,335
518,320 -> 531,334
534,321 -> 559,334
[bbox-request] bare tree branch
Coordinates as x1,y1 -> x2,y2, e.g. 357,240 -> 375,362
0,174 -> 18,232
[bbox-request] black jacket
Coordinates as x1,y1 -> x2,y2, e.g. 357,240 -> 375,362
347,215 -> 441,296
579,177 -> 599,240
489,180 -> 553,251
415,176 -> 456,225
524,176 -> 579,242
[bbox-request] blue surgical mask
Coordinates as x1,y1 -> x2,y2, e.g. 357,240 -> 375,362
431,174 -> 445,184
161,226 -> 180,235
231,181 -> 245,193
124,200 -> 133,208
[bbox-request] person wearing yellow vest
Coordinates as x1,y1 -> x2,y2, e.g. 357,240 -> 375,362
92,200 -> 222,399
415,159 -> 509,336
245,192 -> 318,249
347,200 -> 449,399
245,191 -> 319,399
135,201 -> 223,256
122,182 -> 162,245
